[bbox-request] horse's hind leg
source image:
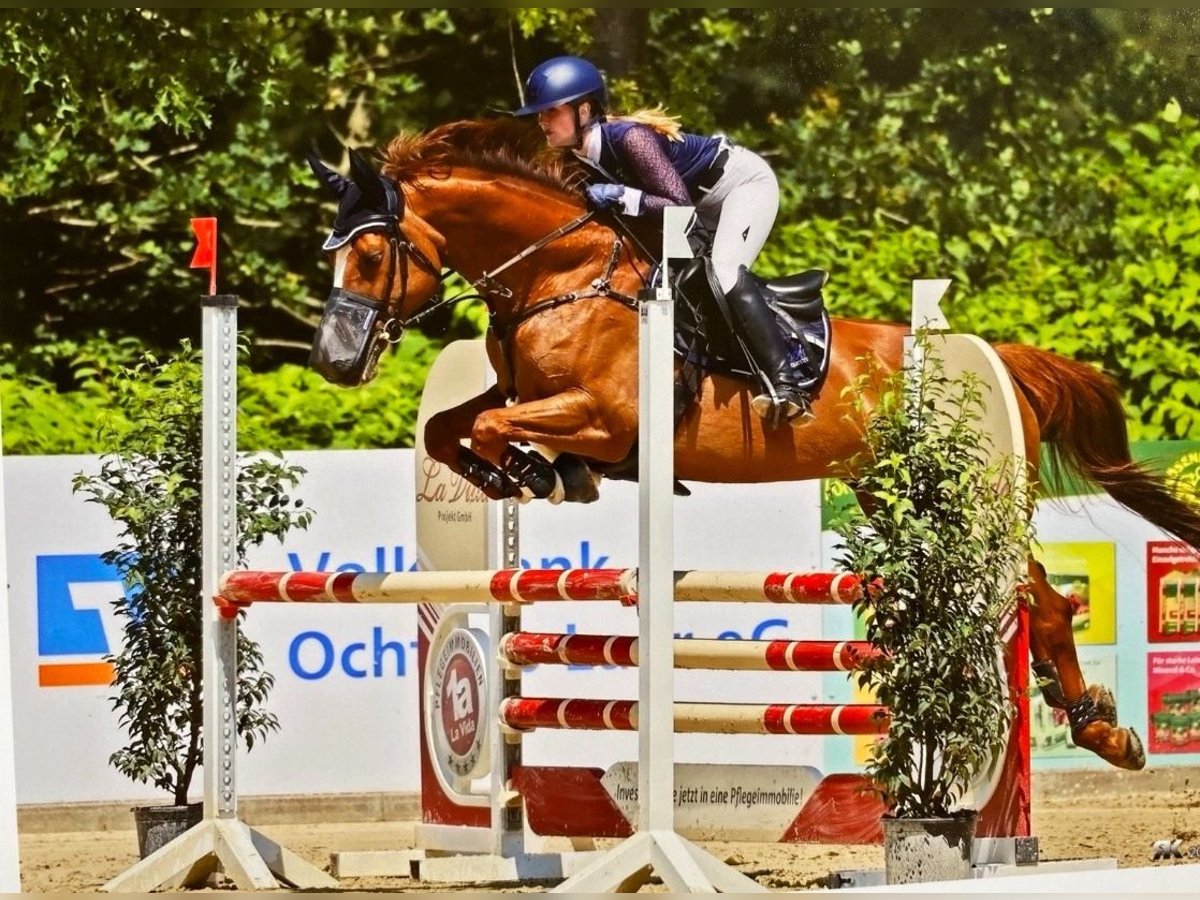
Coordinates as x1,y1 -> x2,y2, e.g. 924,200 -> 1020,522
1026,559 -> 1145,770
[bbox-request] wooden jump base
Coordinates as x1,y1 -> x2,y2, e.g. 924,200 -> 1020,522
499,697 -> 890,736
216,567 -> 862,610
500,632 -> 879,672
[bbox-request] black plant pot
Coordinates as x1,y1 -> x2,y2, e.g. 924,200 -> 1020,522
132,802 -> 203,858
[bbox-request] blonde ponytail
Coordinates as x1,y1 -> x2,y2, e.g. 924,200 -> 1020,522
609,105 -> 683,141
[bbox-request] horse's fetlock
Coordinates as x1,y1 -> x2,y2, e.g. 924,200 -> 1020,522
1031,658 -> 1067,708
554,454 -> 601,503
501,446 -> 558,499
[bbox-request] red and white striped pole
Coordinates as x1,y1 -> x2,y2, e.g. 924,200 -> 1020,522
500,632 -> 880,672
498,697 -> 889,736
216,567 -> 862,613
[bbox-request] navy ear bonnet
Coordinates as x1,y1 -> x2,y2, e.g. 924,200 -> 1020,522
307,148 -> 402,251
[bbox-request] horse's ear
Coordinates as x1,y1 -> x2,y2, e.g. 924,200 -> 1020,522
307,152 -> 352,200
348,148 -> 389,210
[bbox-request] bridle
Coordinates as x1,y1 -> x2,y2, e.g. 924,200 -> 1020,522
350,204 -> 651,364
339,213 -> 453,347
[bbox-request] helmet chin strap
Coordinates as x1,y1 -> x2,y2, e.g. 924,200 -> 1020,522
570,104 -> 586,150
570,101 -> 604,151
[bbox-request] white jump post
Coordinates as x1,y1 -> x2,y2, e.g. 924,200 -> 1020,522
101,220 -> 336,893
550,207 -> 766,894
0,409 -> 23,892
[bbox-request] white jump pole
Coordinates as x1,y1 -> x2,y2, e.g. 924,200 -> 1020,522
101,220 -> 336,893
0,410 -> 23,892
550,208 -> 766,894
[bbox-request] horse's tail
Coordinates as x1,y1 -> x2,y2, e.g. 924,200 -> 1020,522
996,342 -> 1200,550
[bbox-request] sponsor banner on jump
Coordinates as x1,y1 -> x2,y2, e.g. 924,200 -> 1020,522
600,762 -> 823,842
3,449 -> 826,804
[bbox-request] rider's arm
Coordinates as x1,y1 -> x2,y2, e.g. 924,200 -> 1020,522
614,125 -> 689,217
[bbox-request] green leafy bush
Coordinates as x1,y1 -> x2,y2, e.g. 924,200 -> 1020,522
71,342 -> 313,803
832,336 -> 1034,818
2,329 -> 445,454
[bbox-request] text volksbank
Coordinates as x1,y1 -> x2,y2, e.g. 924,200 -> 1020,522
40,540 -> 797,684
284,541 -> 795,681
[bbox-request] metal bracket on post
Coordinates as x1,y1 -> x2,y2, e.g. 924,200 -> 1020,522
488,493 -> 524,859
551,207 -> 765,894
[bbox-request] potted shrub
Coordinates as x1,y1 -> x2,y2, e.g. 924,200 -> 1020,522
832,335 -> 1034,884
72,341 -> 312,858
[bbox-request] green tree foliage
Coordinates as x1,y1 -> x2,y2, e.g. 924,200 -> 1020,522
0,9 -> 512,373
2,9 -> 1197,451
1,332 -> 439,455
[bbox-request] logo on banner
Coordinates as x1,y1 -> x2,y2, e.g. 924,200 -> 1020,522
35,554 -> 130,687
428,626 -> 490,779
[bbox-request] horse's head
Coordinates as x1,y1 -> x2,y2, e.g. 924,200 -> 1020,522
306,148 -> 446,386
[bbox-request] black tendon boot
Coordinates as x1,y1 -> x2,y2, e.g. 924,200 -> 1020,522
724,266 -> 813,425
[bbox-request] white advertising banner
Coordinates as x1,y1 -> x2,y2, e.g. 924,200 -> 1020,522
6,446 -> 1198,806
3,450 -> 824,805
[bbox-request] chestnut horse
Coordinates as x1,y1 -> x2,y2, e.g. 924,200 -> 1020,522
308,118 -> 1198,771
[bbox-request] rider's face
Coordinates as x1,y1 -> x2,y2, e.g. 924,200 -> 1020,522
537,104 -> 578,149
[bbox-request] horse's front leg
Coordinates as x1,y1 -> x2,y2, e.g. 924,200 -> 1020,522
1026,559 -> 1145,770
424,387 -> 524,500
470,389 -> 635,504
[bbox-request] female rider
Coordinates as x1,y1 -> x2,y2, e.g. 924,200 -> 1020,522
513,55 -> 812,425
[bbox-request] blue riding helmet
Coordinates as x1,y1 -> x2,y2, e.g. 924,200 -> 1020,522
513,55 -> 607,117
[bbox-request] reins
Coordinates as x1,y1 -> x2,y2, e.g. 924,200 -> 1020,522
475,208 -> 600,299
390,208 -> 613,331
475,208 -> 652,396
388,204 -> 655,397
369,186 -> 668,403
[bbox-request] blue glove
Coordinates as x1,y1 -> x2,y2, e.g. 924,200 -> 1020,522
585,182 -> 625,212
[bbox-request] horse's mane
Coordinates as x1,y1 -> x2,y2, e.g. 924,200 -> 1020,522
379,118 -> 586,200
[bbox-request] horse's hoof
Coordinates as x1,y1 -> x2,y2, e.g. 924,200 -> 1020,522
1119,728 -> 1147,771
1086,684 -> 1118,726
1073,722 -> 1146,771
554,454 -> 601,503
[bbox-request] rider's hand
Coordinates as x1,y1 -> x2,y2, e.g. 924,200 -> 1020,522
585,182 -> 625,212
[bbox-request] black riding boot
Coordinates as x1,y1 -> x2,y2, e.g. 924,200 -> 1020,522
724,266 -> 813,425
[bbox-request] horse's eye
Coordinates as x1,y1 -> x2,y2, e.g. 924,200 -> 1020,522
361,248 -> 385,267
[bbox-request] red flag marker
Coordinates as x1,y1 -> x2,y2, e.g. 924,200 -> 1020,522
190,217 -> 218,295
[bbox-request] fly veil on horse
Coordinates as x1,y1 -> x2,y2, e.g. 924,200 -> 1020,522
306,117 -> 1200,772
